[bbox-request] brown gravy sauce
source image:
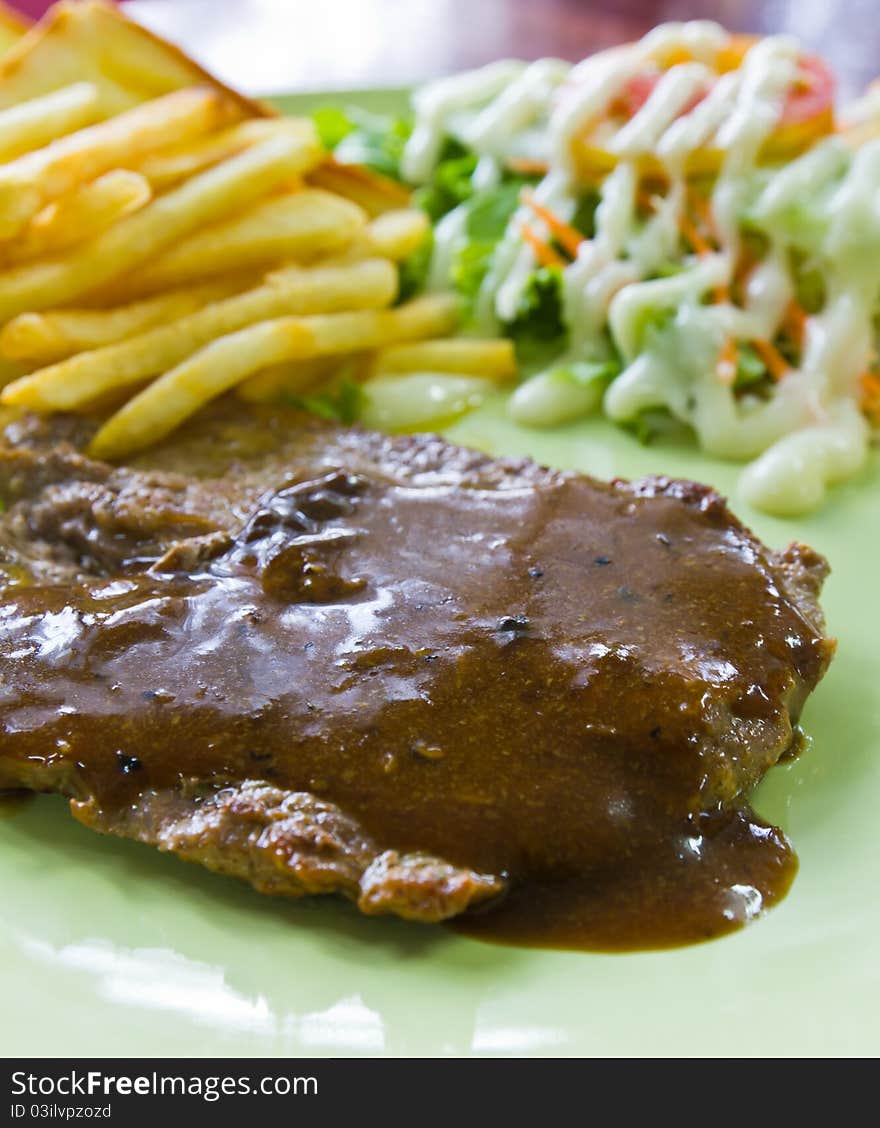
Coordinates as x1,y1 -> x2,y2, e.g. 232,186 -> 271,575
455,807 -> 798,951
0,436 -> 830,950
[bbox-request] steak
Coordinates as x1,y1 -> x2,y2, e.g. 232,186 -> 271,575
0,401 -> 834,949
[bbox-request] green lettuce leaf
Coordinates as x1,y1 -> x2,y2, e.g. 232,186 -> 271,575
312,106 -> 412,181
504,266 -> 568,365
284,375 -> 365,425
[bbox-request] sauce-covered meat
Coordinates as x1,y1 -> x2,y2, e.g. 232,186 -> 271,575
0,403 -> 834,949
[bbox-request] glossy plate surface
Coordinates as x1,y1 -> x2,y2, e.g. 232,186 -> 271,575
1,91 -> 878,1058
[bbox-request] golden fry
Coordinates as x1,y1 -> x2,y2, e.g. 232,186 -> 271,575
112,188 -> 365,297
0,82 -> 103,162
0,169 -> 151,266
0,277 -> 250,363
0,129 -> 320,323
353,208 -> 430,261
0,85 -> 240,238
235,356 -> 343,403
371,338 -> 517,381
308,158 -> 411,216
283,296 -> 460,357
1,258 -> 398,410
90,320 -> 312,458
0,355 -> 26,391
88,295 -> 460,459
135,119 -> 296,190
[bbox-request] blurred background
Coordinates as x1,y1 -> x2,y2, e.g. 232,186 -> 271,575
6,0 -> 877,97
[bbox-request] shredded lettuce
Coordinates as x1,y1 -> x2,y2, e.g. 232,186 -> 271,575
397,230 -> 434,303
312,106 -> 412,180
648,260 -> 687,280
504,266 -> 568,365
734,343 -> 769,389
744,190 -> 835,256
444,179 -> 533,314
622,407 -> 689,445
465,180 -> 525,241
789,248 -> 827,313
570,189 -> 601,241
451,240 -> 495,304
413,148 -> 479,221
311,106 -> 356,150
284,374 -> 365,424
630,305 -> 677,358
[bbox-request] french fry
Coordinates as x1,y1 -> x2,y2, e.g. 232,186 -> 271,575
0,129 -> 321,323
0,277 -> 251,363
235,356 -> 344,403
88,296 -> 460,459
243,294 -> 460,363
0,355 -> 26,391
0,82 -> 103,162
0,169 -> 151,266
0,85 -> 241,238
1,258 -> 399,409
135,119 -> 291,190
110,188 -> 365,298
88,319 -> 314,458
371,338 -> 517,381
308,158 -> 411,215
355,208 -> 430,261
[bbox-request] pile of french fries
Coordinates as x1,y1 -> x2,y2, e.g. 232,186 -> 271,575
0,1 -> 516,459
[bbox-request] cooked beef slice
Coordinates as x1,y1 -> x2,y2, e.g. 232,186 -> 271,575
0,401 -> 834,942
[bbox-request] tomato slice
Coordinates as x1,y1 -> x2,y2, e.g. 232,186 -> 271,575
608,69 -> 710,123
609,71 -> 660,119
780,54 -> 835,126
599,48 -> 833,129
563,42 -> 836,182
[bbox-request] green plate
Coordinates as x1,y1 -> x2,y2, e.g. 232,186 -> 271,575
1,92 -> 878,1059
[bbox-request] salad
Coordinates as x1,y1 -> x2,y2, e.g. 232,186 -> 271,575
317,20 -> 880,515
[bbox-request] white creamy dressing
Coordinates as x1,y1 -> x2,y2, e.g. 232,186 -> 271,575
402,21 -> 879,514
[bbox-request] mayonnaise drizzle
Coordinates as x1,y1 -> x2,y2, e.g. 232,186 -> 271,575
402,21 -> 878,514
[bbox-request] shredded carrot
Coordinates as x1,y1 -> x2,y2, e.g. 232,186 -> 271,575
716,338 -> 738,386
507,157 -> 550,175
520,189 -> 585,258
732,252 -> 757,302
860,371 -> 880,421
685,187 -> 720,261
688,190 -> 716,239
676,205 -> 730,304
782,300 -> 808,346
519,221 -> 566,267
674,212 -> 726,301
752,338 -> 790,381
679,212 -> 713,258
